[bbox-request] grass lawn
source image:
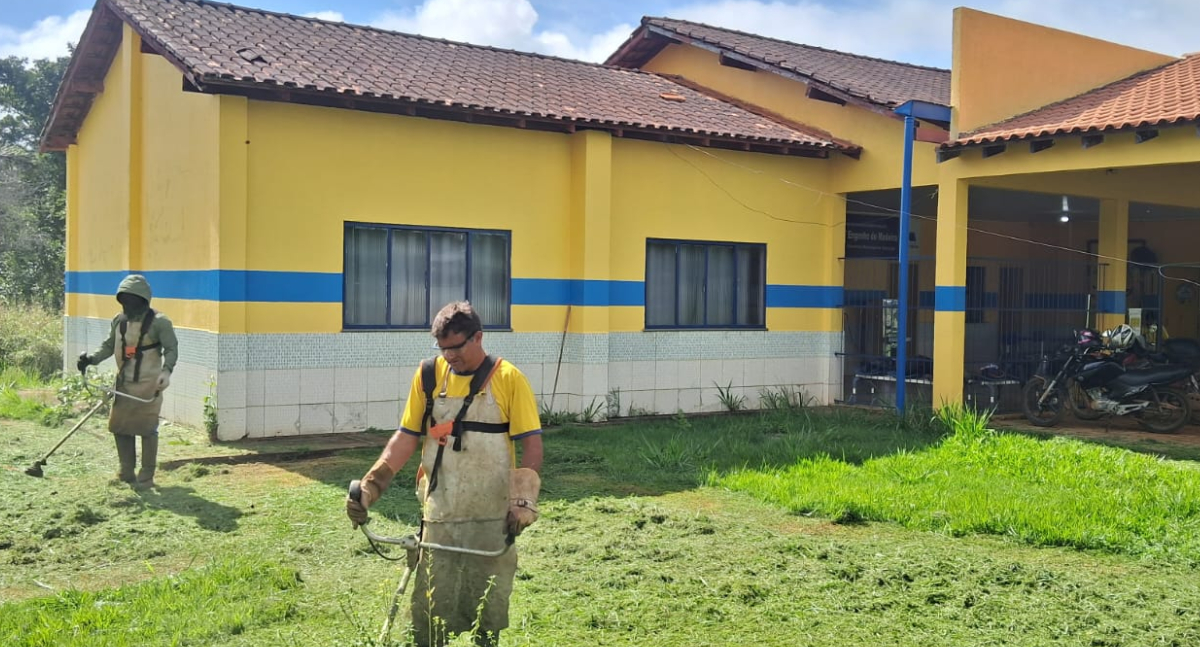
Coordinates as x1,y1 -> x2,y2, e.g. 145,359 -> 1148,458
2,405 -> 1200,646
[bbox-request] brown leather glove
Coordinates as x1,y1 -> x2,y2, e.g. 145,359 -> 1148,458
347,458 -> 396,528
505,468 -> 541,536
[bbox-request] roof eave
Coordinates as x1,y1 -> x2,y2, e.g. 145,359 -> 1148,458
942,118 -> 1200,150
193,76 -> 842,158
39,1 -> 124,152
634,23 -> 936,121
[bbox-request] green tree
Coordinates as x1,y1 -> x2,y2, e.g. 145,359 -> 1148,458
0,55 -> 70,309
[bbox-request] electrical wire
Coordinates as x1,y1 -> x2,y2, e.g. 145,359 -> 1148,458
671,143 -> 1200,289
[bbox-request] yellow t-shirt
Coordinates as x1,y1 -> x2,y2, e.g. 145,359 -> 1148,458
399,356 -> 541,440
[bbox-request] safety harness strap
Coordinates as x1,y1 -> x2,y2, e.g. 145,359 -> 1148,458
425,355 -> 500,496
117,309 -> 157,383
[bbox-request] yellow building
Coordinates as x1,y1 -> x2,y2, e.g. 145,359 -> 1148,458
44,0 -> 1200,437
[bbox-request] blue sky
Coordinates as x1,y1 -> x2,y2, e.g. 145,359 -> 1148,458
3,0 -> 1200,68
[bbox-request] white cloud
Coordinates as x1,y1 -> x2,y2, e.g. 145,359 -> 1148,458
371,0 -> 632,62
535,23 -> 636,63
0,10 -> 91,60
303,11 -> 346,23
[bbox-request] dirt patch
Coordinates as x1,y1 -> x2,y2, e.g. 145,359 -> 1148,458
159,432 -> 388,471
992,415 -> 1200,449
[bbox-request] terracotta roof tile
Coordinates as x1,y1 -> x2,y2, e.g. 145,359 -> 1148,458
951,54 -> 1200,147
49,0 -> 848,154
611,17 -> 950,108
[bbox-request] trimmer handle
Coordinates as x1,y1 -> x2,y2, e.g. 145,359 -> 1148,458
348,479 -> 363,503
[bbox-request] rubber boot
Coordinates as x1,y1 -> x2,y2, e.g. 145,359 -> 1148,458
135,433 -> 159,489
114,435 -> 136,483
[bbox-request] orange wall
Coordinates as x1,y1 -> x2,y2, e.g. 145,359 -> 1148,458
952,8 -> 1175,135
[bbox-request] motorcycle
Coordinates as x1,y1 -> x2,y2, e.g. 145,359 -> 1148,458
1115,337 -> 1200,424
1022,329 -> 1193,433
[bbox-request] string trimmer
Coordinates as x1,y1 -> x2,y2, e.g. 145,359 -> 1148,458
347,480 -> 512,644
24,367 -> 158,478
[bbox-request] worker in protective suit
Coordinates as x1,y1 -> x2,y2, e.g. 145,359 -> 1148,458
77,274 -> 178,490
347,301 -> 543,647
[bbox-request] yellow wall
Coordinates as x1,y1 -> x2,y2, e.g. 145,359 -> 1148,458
611,138 -> 839,332
71,28 -> 133,284
640,43 -> 942,192
952,8 -> 1175,135
139,53 -> 221,272
243,101 -> 574,332
68,26 -> 223,327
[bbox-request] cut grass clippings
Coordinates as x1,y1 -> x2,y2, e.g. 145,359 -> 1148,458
3,403 -> 1200,645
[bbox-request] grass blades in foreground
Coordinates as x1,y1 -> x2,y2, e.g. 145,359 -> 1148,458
3,405 -> 1200,645
714,406 -> 1200,563
0,559 -> 299,646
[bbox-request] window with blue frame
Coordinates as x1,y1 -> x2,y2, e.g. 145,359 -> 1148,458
343,223 -> 511,329
645,239 -> 766,328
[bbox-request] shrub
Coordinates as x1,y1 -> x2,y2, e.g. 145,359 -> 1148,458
0,302 -> 63,379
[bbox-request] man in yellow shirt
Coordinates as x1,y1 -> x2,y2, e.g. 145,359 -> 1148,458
347,301 -> 543,647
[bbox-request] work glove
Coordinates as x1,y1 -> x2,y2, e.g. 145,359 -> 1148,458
156,369 -> 171,390
505,468 -> 541,536
347,458 -> 396,529
77,352 -> 92,373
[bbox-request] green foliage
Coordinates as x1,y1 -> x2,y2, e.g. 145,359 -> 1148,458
580,396 -> 604,423
0,559 -> 300,646
0,302 -> 63,379
538,400 -> 579,427
604,387 -> 622,419
4,408 -> 1200,645
714,380 -> 745,411
716,406 -> 1200,563
757,385 -> 810,411
0,55 -> 70,308
203,375 -> 219,440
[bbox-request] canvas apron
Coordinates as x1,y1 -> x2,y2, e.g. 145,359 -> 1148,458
108,323 -> 163,437
411,371 -> 515,645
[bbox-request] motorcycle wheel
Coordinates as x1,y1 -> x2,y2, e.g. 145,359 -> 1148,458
1068,381 -> 1104,421
1022,376 -> 1066,427
1135,387 -> 1192,434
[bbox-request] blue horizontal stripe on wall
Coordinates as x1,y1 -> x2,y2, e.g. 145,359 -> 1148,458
1097,290 -> 1126,314
66,270 -> 343,302
935,286 -> 966,312
511,279 -> 645,307
765,285 -> 843,308
70,272 -> 847,309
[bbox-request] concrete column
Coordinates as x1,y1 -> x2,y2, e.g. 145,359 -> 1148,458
125,25 -> 144,271
216,95 -> 249,335
568,130 -> 613,407
1096,198 -> 1129,331
932,178 -> 969,406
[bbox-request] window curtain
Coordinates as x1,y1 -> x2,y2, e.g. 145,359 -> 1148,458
706,246 -> 735,325
344,226 -> 388,326
737,247 -> 765,326
429,231 -> 467,324
678,244 -> 706,326
646,242 -> 677,326
470,232 -> 510,327
390,230 -> 427,326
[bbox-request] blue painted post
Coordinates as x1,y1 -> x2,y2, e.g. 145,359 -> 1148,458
896,113 -> 916,413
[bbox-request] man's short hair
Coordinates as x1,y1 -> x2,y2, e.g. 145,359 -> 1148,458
432,301 -> 482,339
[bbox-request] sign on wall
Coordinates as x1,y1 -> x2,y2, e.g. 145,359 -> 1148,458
845,213 -> 918,258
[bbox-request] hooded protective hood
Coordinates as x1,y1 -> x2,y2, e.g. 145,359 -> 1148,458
116,274 -> 152,304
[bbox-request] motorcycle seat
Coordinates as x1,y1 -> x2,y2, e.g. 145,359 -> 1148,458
1110,365 -> 1193,389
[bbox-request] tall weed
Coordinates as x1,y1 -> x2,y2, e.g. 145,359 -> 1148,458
0,302 -> 63,379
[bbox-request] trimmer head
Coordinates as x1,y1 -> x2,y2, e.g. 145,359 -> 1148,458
24,461 -> 45,477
